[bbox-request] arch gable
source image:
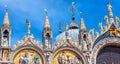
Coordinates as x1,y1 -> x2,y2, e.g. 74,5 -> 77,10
53,39 -> 80,51
93,23 -> 120,48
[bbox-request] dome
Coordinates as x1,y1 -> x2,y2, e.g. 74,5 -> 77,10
55,29 -> 79,44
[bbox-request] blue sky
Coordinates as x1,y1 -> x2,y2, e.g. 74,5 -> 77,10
0,0 -> 120,48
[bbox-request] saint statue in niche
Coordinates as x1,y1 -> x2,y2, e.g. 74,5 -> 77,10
45,38 -> 51,49
3,38 -> 8,47
45,39 -> 49,48
3,50 -> 9,61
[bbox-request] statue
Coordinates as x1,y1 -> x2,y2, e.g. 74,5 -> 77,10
83,40 -> 88,51
29,34 -> 34,41
96,32 -> 99,37
14,44 -> 17,49
104,15 -> 109,27
45,38 -> 51,49
89,29 -> 94,42
82,34 -> 89,51
3,50 -> 9,61
115,16 -> 119,27
107,2 -> 112,12
23,35 -> 27,41
98,22 -> 103,33
3,38 -> 8,47
103,26 -> 107,31
45,39 -> 49,48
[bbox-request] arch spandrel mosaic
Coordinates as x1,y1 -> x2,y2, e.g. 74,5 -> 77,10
13,49 -> 43,64
53,50 -> 83,64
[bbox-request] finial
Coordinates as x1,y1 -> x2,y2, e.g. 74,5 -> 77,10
72,2 -> 75,16
26,19 -> 31,36
80,12 -> 83,20
44,9 -> 48,16
43,9 -> 50,29
80,12 -> 83,18
107,2 -> 112,12
66,23 -> 69,31
71,2 -> 75,20
5,5 -> 8,12
69,2 -> 78,29
58,21 -> 62,33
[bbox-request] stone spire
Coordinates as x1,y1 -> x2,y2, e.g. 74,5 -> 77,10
69,2 -> 78,29
79,12 -> 88,48
107,2 -> 114,23
1,5 -> 11,47
42,9 -> 52,51
44,9 -> 50,29
3,5 -> 10,26
42,9 -> 52,38
80,12 -> 86,31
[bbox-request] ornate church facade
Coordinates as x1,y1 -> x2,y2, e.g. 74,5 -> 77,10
0,2 -> 120,64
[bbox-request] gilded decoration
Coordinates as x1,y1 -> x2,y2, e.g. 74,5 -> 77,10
109,28 -> 120,36
3,50 -> 9,61
53,50 -> 83,64
13,49 -> 43,64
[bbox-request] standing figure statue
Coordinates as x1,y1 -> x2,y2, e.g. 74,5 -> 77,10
3,38 -> 8,47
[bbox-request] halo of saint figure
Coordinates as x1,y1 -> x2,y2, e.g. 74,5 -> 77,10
53,50 -> 82,64
13,49 -> 42,64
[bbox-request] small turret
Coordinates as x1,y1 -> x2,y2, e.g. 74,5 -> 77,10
1,5 -> 11,47
79,12 -> 89,51
42,9 -> 52,51
0,5 -> 11,62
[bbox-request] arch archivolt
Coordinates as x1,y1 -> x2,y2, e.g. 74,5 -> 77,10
50,47 -> 88,64
11,46 -> 45,64
91,37 -> 120,64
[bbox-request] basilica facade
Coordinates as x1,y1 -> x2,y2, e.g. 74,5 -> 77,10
0,2 -> 120,64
